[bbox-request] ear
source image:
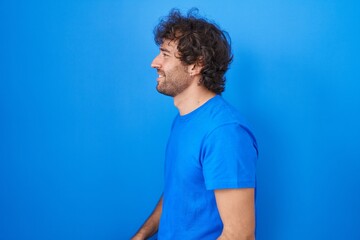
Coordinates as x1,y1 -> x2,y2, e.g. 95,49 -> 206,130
188,58 -> 204,76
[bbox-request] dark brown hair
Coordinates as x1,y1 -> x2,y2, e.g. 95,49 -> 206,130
154,8 -> 233,94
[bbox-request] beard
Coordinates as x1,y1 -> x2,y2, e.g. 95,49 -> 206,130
156,65 -> 192,97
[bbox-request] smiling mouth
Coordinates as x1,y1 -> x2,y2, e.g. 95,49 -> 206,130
157,72 -> 165,80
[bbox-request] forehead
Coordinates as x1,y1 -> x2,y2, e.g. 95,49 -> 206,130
160,39 -> 178,52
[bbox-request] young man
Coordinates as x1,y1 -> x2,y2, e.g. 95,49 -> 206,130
132,9 -> 258,240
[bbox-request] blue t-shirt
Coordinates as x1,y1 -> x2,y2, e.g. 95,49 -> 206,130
157,95 -> 258,239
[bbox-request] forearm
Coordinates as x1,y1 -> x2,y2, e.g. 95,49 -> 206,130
132,196 -> 163,240
132,217 -> 159,239
217,230 -> 255,240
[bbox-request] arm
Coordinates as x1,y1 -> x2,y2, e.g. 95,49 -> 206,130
131,196 -> 163,240
214,188 -> 255,240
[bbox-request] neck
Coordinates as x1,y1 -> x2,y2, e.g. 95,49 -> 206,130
173,83 -> 216,116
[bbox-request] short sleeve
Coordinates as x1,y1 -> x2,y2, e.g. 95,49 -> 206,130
201,123 -> 258,190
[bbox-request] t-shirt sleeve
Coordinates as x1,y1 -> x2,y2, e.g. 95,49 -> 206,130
201,123 -> 258,190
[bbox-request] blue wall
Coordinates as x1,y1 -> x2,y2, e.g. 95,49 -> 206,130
1,1 -> 359,239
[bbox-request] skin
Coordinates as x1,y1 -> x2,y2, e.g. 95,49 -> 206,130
131,39 -> 255,240
215,189 -> 255,240
152,39 -> 215,115
154,43 -> 192,97
131,197 -> 163,240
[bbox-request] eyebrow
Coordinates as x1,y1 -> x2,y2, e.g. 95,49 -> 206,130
160,47 -> 171,53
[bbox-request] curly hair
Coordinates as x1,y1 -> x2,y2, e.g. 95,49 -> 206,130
154,8 -> 233,94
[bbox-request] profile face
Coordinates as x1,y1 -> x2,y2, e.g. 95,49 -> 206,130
151,40 -> 192,97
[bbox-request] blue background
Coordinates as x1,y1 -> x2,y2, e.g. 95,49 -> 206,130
1,1 -> 359,239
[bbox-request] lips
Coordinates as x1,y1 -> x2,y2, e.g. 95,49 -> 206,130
157,71 -> 165,81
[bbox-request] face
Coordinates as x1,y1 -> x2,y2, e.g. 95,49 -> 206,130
151,40 -> 192,97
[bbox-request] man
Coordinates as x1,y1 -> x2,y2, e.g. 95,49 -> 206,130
132,9 -> 258,240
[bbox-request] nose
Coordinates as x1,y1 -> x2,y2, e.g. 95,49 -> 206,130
151,55 -> 161,69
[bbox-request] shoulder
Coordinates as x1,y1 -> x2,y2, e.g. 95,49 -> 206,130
205,96 -> 251,130
202,96 -> 258,149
